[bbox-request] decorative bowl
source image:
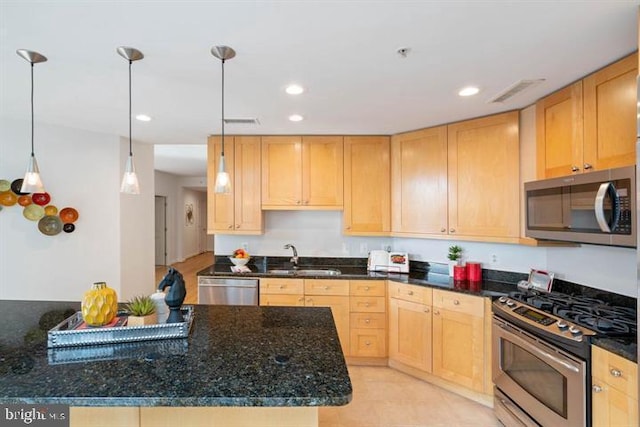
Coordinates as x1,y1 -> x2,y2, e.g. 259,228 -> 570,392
229,256 -> 250,267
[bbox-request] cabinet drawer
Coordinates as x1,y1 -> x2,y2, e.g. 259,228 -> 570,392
349,280 -> 386,296
593,346 -> 638,399
350,313 -> 386,329
432,289 -> 484,317
350,329 -> 386,358
388,281 -> 432,305
350,296 -> 386,313
260,294 -> 305,306
304,279 -> 349,296
259,278 -> 304,295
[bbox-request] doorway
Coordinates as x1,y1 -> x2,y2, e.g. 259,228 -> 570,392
155,195 -> 167,266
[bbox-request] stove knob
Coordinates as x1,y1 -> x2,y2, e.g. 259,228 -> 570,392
557,321 -> 568,330
498,296 -> 507,304
569,325 -> 582,336
506,300 -> 516,307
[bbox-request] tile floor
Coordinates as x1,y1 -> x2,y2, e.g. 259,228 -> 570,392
319,366 -> 502,427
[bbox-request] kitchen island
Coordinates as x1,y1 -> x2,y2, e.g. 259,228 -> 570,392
0,301 -> 352,427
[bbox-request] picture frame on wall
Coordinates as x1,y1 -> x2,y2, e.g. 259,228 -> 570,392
185,203 -> 194,226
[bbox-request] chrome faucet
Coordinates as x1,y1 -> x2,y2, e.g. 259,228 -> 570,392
284,244 -> 298,269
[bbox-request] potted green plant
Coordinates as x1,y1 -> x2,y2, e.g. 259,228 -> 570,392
447,245 -> 463,276
125,295 -> 157,327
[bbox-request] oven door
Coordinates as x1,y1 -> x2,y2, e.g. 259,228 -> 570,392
492,316 -> 587,427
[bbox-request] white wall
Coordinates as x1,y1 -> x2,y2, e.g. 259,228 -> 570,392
0,118 -> 154,301
154,170 -> 179,264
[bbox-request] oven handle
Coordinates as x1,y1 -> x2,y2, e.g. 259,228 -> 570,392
495,320 -> 580,374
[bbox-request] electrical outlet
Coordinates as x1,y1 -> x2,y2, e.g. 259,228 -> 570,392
360,243 -> 368,254
241,243 -> 249,252
491,254 -> 498,264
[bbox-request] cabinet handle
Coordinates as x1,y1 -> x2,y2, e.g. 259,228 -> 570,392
365,318 -> 371,324
296,200 -> 301,205
346,226 -> 351,230
408,290 -> 414,295
365,302 -> 370,307
434,310 -> 440,315
365,341 -> 371,346
584,163 -> 593,170
610,368 -> 622,377
424,308 -> 430,313
235,224 -> 240,229
364,286 -> 370,291
298,297 -> 304,302
279,285 -> 285,289
571,166 -> 580,172
453,300 -> 460,306
592,385 -> 603,393
304,200 -> 309,205
306,298 -> 313,304
228,225 -> 233,229
449,228 -> 455,233
324,286 -> 330,290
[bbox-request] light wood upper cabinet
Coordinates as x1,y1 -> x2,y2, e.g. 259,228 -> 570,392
207,136 -> 263,234
448,111 -> 520,239
343,136 -> 390,235
261,136 -> 343,209
583,53 -> 637,171
536,53 -> 637,179
536,82 -> 584,178
391,126 -> 448,236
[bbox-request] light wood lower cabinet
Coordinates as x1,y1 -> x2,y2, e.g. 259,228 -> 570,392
592,346 -> 638,427
259,278 -> 305,306
388,297 -> 432,372
388,282 -> 490,400
349,280 -> 387,360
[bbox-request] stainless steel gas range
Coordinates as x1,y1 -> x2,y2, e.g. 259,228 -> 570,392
492,290 -> 636,427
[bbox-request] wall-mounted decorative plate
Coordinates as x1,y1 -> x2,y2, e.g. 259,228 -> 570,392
0,180 -> 10,192
32,192 -> 51,206
23,204 -> 45,221
38,215 -> 62,236
59,207 -> 79,223
0,191 -> 18,206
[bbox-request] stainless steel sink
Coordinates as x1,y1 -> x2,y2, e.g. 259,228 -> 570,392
267,269 -> 341,276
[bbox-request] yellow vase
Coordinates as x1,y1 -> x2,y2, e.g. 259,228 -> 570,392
81,282 -> 118,326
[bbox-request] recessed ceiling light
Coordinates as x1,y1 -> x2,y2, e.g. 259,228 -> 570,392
285,84 -> 304,95
458,86 -> 480,97
288,114 -> 304,122
135,114 -> 152,122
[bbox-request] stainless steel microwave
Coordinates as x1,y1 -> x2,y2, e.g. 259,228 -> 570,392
524,165 -> 636,247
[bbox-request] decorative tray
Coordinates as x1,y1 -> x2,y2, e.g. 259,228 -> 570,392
48,338 -> 189,365
47,305 -> 194,348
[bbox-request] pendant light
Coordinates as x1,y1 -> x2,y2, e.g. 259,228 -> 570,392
17,49 -> 47,194
210,45 -> 236,194
117,46 -> 144,194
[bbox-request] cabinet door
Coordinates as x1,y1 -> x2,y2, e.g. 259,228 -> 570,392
350,328 -> 386,358
305,295 -> 350,355
261,136 -> 302,208
583,53 -> 637,171
536,81 -> 584,178
233,136 -> 263,233
302,136 -> 344,208
447,111 -> 519,239
432,307 -> 484,392
207,135 -> 235,232
388,298 -> 431,373
592,379 -> 639,427
343,136 -> 390,235
391,126 -> 448,235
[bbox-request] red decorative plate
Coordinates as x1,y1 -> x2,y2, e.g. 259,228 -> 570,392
32,192 -> 51,206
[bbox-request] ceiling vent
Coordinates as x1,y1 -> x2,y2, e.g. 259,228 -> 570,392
223,117 -> 260,125
487,79 -> 545,104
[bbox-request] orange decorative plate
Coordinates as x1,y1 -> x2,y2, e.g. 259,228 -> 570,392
59,207 -> 79,223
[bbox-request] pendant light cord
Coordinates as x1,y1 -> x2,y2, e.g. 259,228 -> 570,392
128,60 -> 133,156
30,62 -> 34,157
221,58 -> 225,157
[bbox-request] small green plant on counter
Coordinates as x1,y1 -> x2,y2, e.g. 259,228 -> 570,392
447,245 -> 463,262
125,295 -> 156,316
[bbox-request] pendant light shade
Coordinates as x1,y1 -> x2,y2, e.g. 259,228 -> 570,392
117,46 -> 144,195
17,49 -> 47,194
211,45 -> 236,194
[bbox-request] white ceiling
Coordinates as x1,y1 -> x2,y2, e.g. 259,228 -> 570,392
1,1 -> 638,177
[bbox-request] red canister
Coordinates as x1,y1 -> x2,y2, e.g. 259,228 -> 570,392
466,262 -> 482,282
453,265 -> 467,280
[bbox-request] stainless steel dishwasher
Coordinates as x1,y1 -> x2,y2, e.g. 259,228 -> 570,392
197,277 -> 259,305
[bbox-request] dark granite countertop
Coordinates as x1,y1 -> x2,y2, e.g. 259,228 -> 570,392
198,256 -> 517,299
592,337 -> 638,363
0,301 -> 352,407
